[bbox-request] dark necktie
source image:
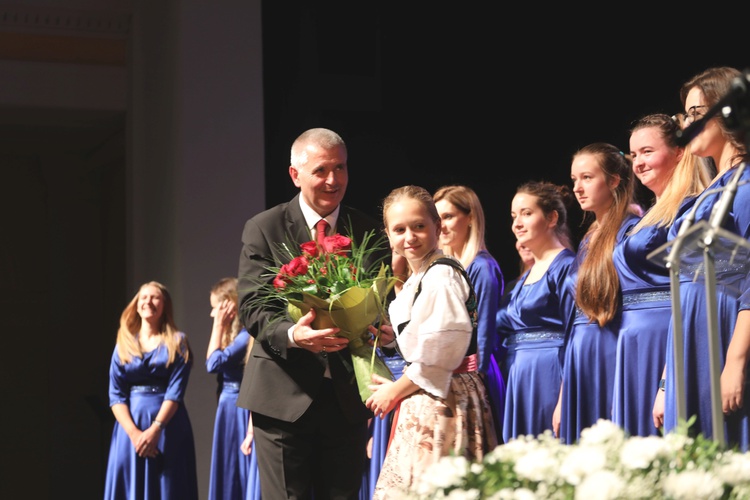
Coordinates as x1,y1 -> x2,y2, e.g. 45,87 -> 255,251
316,219 -> 329,245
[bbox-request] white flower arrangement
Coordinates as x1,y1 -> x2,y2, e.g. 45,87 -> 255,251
405,419 -> 750,499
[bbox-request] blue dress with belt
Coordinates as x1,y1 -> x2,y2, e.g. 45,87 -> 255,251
497,248 -> 575,442
611,216 -> 676,437
560,214 -> 639,444
206,328 -> 260,500
664,165 -> 750,450
104,333 -> 199,500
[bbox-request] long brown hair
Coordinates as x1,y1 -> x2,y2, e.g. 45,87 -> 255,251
679,66 -> 748,168
574,143 -> 635,326
514,180 -> 576,252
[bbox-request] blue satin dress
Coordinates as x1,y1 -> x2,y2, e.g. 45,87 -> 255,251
206,329 -> 260,500
497,248 -> 575,442
104,334 -> 199,500
466,251 -> 507,442
359,349 -> 407,500
664,165 -> 750,451
359,348 -> 406,500
560,214 -> 640,444
611,217 -> 675,437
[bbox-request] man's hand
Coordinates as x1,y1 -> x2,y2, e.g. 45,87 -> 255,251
292,308 -> 348,354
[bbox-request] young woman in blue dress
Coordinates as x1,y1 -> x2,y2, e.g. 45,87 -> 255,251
497,180 -> 576,442
104,281 -> 198,500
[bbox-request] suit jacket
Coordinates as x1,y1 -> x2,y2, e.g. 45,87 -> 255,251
236,193 -> 384,423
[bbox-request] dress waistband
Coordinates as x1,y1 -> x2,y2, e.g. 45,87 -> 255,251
506,330 -> 565,346
131,385 -> 166,393
223,381 -> 241,391
622,290 -> 670,306
453,353 -> 478,374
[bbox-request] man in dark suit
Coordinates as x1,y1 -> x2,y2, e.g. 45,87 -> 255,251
237,128 -> 382,499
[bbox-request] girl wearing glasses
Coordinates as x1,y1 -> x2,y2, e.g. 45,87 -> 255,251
657,66 -> 750,451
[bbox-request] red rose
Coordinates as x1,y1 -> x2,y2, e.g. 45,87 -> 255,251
322,234 -> 352,256
273,275 -> 289,289
281,256 -> 309,277
300,240 -> 319,258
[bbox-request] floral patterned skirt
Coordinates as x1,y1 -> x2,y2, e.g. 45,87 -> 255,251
372,371 -> 497,499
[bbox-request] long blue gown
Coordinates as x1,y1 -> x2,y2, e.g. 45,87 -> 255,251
497,248 -> 575,442
466,251 -> 507,442
206,329 -> 260,500
360,349 -> 407,500
664,165 -> 750,450
560,214 -> 640,444
104,334 -> 199,500
611,217 -> 676,437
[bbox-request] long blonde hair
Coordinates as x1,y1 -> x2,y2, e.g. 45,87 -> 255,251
211,277 -> 242,349
630,114 -> 711,233
212,277 -> 255,365
432,184 -> 487,268
115,281 -> 190,366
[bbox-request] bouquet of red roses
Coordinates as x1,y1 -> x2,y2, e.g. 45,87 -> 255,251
267,228 -> 397,402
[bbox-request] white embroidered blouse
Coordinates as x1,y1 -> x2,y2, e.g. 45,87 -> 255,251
388,258 -> 473,399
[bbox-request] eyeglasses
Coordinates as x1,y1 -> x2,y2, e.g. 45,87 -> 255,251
673,105 -> 709,127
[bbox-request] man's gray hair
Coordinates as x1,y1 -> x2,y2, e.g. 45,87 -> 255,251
290,128 -> 347,168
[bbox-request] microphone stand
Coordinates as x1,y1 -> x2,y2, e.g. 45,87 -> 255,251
650,68 -> 750,445
660,184 -> 728,427
701,161 -> 747,445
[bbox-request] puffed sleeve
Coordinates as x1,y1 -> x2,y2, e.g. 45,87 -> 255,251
108,347 -> 129,406
466,254 -> 503,373
206,329 -> 251,373
556,254 -> 577,336
399,265 -> 472,398
730,170 -> 750,310
165,333 -> 193,403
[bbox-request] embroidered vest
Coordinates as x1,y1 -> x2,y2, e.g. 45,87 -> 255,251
397,257 -> 478,356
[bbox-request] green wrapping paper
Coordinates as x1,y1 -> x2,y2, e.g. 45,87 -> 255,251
287,266 -> 396,402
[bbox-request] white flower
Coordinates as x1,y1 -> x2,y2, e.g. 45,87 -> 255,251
713,450 -> 750,486
559,446 -> 607,485
492,434 -> 540,462
578,419 -> 625,448
662,430 -> 691,451
407,419 -> 749,499
469,462 -> 483,475
490,488 -> 536,500
662,470 -> 725,500
619,435 -> 670,470
574,470 -> 626,500
415,456 -> 469,493
620,474 -> 660,498
443,488 -> 481,500
514,447 -> 560,482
